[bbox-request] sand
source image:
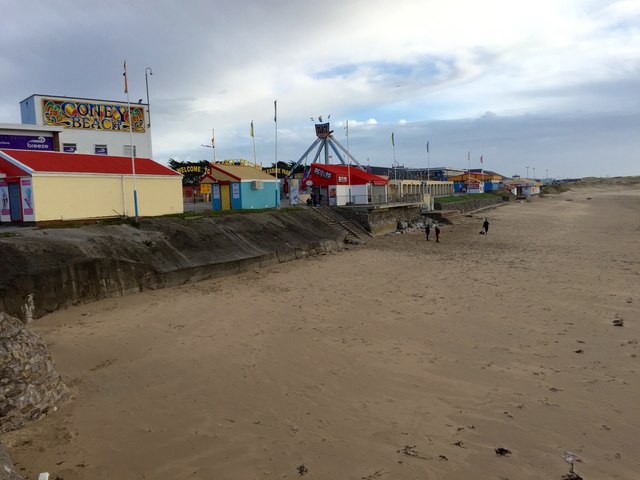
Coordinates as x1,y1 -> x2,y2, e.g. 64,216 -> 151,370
2,186 -> 639,480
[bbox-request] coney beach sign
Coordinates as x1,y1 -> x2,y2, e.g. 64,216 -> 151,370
42,98 -> 146,133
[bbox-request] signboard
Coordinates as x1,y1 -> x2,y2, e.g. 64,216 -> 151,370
63,144 -> 77,153
200,183 -> 211,194
315,123 -> 330,139
175,164 -> 208,175
212,184 -> 220,200
0,134 -> 54,151
42,98 -> 145,133
21,178 -> 35,220
263,167 -> 290,176
231,183 -> 240,199
313,166 -> 332,180
94,145 -> 108,155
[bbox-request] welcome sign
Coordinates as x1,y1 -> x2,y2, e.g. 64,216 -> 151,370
42,98 -> 146,133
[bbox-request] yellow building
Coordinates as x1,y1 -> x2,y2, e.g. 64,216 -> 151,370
0,149 -> 182,223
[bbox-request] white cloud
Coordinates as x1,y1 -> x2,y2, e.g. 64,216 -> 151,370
0,0 -> 638,176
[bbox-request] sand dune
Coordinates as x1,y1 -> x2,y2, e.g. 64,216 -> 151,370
2,186 -> 639,479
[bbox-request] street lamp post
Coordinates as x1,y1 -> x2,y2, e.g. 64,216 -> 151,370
145,67 -> 153,128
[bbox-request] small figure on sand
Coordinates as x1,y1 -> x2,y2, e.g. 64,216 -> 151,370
425,222 -> 431,241
483,218 -> 489,235
435,224 -> 441,243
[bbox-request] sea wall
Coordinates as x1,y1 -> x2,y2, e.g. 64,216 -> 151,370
434,196 -> 504,213
335,205 -> 423,235
0,210 -> 345,322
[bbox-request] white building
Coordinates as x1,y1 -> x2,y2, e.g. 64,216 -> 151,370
20,94 -> 152,158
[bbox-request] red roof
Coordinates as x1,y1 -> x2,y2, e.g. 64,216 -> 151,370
0,149 -> 180,176
301,163 -> 388,187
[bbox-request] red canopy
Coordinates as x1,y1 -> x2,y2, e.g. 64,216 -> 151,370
300,163 -> 387,188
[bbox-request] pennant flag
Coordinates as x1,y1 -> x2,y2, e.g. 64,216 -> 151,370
123,60 -> 128,94
211,128 -> 215,148
250,121 -> 254,137
274,100 -> 277,122
426,141 -> 429,153
391,132 -> 395,146
480,154 -> 483,163
345,120 -> 349,135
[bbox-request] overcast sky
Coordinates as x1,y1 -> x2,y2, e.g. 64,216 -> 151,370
2,0 -> 639,178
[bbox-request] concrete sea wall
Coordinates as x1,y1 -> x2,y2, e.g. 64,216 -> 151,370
0,210 -> 345,322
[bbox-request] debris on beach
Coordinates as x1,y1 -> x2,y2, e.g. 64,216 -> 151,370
297,464 -> 309,476
397,445 -> 430,460
561,451 -> 583,479
495,447 -> 512,456
613,319 -> 624,327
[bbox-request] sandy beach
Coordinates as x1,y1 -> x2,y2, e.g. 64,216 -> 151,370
3,186 -> 639,480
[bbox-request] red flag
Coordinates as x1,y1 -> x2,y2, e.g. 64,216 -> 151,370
123,60 -> 128,94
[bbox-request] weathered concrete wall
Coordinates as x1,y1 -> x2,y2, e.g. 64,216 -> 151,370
335,205 -> 422,236
0,210 -> 345,322
434,196 -> 503,213
0,312 -> 69,434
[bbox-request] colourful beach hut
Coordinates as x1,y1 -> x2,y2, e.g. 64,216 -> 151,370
200,164 -> 279,211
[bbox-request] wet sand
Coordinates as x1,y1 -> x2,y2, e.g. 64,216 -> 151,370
3,186 -> 640,479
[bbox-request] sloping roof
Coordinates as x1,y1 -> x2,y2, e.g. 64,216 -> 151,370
0,149 -> 180,176
208,164 -> 278,181
301,163 -> 388,187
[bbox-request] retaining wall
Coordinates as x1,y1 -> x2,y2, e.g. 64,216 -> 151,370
434,196 -> 504,213
0,210 -> 345,322
335,204 -> 423,235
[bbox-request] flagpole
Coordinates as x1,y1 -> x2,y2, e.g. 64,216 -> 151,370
467,151 -> 471,194
212,128 -> 216,163
274,100 -> 278,208
392,132 -> 396,178
251,121 -> 257,167
124,60 -> 138,222
426,140 -> 430,197
481,154 -> 484,192
346,120 -> 351,204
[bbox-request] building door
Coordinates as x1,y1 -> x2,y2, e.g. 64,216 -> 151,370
8,182 -> 22,221
220,184 -> 231,210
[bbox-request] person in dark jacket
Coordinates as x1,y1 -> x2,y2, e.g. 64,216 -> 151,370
483,218 -> 490,235
425,223 -> 431,241
435,224 -> 441,243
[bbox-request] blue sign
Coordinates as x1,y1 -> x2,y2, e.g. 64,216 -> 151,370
94,145 -> 108,155
0,134 -> 54,151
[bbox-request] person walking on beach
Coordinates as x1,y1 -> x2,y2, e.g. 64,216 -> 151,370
435,224 -> 441,243
425,222 -> 431,241
483,218 -> 489,235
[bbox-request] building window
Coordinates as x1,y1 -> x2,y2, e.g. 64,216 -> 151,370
123,145 -> 137,157
94,144 -> 108,155
62,143 -> 77,153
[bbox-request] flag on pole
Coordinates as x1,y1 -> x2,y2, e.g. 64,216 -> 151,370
345,120 -> 349,135
123,60 -> 128,94
250,121 -> 254,137
391,132 -> 395,146
426,141 -> 429,153
480,154 -> 483,163
211,128 -> 215,148
274,100 -> 277,122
